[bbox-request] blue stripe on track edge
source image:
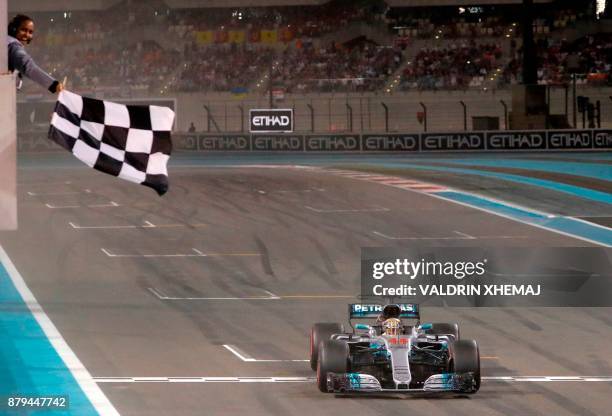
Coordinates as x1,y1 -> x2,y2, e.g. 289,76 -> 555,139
0,261 -> 101,416
435,191 -> 612,247
375,163 -> 612,205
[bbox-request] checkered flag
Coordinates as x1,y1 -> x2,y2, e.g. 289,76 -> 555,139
48,91 -> 174,195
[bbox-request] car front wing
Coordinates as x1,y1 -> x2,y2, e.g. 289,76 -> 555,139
327,372 -> 477,393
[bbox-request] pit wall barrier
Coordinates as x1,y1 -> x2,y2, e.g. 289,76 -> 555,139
17,129 -> 612,153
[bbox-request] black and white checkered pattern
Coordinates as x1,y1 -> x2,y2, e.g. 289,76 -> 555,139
48,91 -> 174,195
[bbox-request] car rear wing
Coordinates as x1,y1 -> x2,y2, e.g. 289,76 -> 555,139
348,304 -> 420,320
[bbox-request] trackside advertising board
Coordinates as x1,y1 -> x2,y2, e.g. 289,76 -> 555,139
21,129 -> 612,153
593,130 -> 612,148
362,134 -> 420,151
252,135 -> 304,151
421,132 -> 486,151
249,109 -> 294,133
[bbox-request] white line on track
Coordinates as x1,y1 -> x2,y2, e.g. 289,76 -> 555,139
28,189 -> 91,196
453,231 -> 475,239
94,377 -> 316,383
46,204 -> 80,209
92,376 -> 612,384
148,287 -> 353,301
102,248 -> 261,258
45,201 -> 119,209
147,287 -> 168,299
70,221 -> 205,230
21,180 -> 73,187
372,230 -> 474,241
223,345 -> 309,362
88,201 -> 120,208
104,250 -> 202,258
223,345 -> 256,361
373,230 -> 529,240
305,205 -> 390,213
148,287 -> 280,301
262,290 -> 281,299
0,245 -> 120,415
485,376 -> 612,382
71,221 -> 155,229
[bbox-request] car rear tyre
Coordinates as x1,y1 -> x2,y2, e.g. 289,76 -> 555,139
317,340 -> 348,392
310,323 -> 344,371
452,339 -> 480,393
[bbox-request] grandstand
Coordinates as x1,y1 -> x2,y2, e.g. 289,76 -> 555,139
8,0 -> 612,132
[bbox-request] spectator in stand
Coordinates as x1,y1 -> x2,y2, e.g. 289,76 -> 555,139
500,33 -> 612,87
271,40 -> 403,93
400,41 -> 502,90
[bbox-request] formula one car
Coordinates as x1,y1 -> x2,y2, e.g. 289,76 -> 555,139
309,303 -> 480,394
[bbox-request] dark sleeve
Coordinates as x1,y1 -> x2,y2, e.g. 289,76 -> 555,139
8,41 -> 57,92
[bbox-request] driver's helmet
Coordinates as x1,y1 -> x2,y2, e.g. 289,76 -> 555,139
382,318 -> 402,336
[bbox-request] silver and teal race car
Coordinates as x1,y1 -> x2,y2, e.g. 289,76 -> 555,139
309,303 -> 480,394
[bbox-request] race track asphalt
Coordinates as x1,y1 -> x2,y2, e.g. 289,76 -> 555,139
1,152 -> 611,416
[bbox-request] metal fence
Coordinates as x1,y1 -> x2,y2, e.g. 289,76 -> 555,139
196,87 -> 612,134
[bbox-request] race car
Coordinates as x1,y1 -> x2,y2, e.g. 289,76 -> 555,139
309,303 -> 480,394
